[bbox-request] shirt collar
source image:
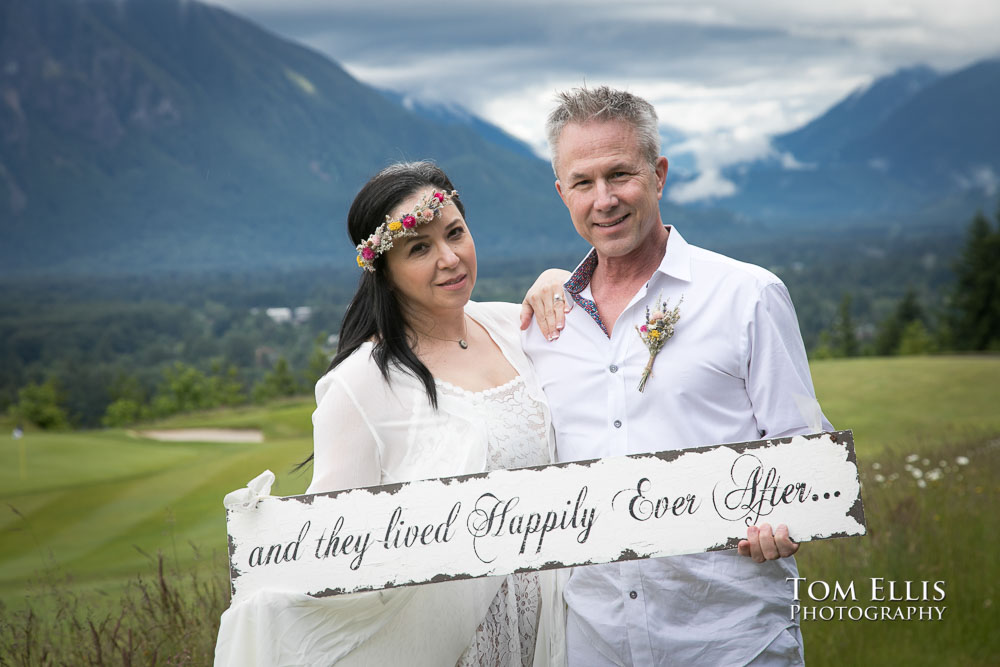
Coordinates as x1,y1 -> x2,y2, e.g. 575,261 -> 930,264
564,249 -> 598,296
564,225 -> 692,295
658,225 -> 692,283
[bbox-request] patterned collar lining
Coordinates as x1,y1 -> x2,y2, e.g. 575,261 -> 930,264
564,249 -> 610,337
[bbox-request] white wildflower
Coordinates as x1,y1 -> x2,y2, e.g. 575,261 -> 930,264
911,468 -> 923,479
917,479 -> 927,488
906,454 -> 920,463
922,458 -> 930,466
926,469 -> 943,482
872,462 -> 881,470
874,474 -> 886,483
956,456 -> 970,466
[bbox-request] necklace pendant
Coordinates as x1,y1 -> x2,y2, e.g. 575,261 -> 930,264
458,339 -> 469,349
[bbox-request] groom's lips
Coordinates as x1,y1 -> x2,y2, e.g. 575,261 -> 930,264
594,213 -> 629,229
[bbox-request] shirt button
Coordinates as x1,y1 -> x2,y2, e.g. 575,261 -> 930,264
629,590 -> 638,600
613,420 -> 622,428
609,364 -> 619,373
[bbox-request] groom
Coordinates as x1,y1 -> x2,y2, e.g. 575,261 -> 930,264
522,86 -> 832,665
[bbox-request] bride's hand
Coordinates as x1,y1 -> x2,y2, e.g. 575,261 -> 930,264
519,268 -> 573,340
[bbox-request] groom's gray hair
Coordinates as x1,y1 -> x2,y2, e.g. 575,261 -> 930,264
546,86 -> 661,178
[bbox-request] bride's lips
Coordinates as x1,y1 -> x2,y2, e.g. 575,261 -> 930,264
437,273 -> 468,290
594,213 -> 629,229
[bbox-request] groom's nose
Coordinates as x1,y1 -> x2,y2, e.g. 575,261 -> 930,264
593,180 -> 619,211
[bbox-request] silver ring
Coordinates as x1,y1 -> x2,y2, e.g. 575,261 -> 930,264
553,294 -> 564,303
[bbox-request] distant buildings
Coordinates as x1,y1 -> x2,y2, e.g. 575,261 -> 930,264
251,306 -> 313,325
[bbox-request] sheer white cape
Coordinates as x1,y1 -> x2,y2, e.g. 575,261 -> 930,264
215,301 -> 567,666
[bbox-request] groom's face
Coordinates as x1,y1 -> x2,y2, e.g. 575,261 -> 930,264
554,120 -> 668,261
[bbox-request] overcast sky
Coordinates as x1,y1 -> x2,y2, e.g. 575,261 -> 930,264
207,0 -> 1000,202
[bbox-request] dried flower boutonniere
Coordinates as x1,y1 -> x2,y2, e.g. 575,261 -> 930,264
635,294 -> 682,392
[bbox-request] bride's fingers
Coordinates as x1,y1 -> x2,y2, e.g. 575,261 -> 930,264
551,288 -> 569,335
523,291 -> 556,340
519,300 -> 534,331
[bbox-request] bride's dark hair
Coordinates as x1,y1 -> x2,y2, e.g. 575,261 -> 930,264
338,161 -> 466,402
295,162 -> 463,472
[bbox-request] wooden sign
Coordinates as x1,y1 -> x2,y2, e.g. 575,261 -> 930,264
225,430 -> 865,601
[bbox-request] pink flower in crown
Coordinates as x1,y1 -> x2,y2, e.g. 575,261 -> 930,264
401,215 -> 417,228
361,247 -> 375,260
433,192 -> 445,202
372,234 -> 381,245
421,208 -> 436,221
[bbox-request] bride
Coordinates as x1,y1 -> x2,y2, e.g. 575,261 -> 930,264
216,161 -> 570,666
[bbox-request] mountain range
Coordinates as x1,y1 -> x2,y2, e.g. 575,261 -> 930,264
377,89 -> 539,161
706,60 -> 1000,225
0,0 -> 579,275
0,0 -> 740,277
1,0 -> 997,277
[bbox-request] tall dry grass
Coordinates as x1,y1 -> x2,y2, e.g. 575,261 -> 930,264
0,547 -> 227,666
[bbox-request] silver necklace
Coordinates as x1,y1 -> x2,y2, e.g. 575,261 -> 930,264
415,316 -> 469,349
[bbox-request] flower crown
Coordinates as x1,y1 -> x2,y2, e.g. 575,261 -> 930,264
355,189 -> 459,271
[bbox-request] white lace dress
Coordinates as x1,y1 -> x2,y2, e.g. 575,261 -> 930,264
215,302 -> 566,667
440,375 -> 550,667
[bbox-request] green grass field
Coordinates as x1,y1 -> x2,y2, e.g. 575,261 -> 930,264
1,356 -> 998,664
811,355 -> 1000,454
0,399 -> 316,602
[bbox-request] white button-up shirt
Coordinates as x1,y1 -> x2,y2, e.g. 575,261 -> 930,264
522,226 -> 831,666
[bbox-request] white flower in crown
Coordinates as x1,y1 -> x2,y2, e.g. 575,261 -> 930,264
355,189 -> 459,271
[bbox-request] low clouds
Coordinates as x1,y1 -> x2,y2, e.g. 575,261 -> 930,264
667,128 -> 773,203
209,0 -> 1000,201
954,166 -> 1000,197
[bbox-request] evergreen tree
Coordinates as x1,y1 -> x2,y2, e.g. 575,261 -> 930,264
152,362 -> 215,415
303,334 -> 333,388
14,380 -> 69,430
208,362 -> 247,406
834,293 -> 859,357
102,399 -> 142,427
898,320 -> 936,355
810,331 -> 835,360
949,208 -> 1000,350
253,357 -> 300,402
875,288 -> 925,355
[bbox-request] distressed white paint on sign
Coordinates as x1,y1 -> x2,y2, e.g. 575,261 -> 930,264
226,430 -> 865,601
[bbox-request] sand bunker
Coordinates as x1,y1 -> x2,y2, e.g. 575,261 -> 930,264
135,428 -> 264,443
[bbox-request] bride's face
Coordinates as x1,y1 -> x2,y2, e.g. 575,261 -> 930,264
383,187 -> 477,319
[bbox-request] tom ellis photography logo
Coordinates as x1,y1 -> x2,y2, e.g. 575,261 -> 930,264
788,578 -> 947,622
